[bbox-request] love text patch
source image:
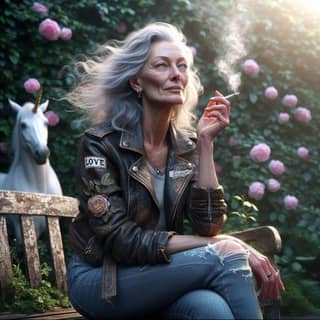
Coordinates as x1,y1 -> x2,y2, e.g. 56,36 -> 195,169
84,156 -> 106,169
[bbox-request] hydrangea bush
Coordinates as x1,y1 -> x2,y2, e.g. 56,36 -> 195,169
1,0 -> 320,315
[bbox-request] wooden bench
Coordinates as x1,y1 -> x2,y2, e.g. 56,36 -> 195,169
0,190 -> 282,319
0,190 -> 83,320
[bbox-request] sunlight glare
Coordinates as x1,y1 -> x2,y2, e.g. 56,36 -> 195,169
295,0 -> 320,12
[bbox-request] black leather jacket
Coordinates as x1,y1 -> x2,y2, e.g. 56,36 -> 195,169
70,120 -> 227,297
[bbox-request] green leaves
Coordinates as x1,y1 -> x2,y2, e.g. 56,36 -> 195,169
249,93 -> 258,104
8,51 -> 19,64
224,194 -> 259,232
1,243 -> 71,313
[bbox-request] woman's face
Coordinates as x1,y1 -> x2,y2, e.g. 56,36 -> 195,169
137,41 -> 189,108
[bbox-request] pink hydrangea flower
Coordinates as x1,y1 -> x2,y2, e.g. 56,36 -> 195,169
31,2 -> 48,13
248,182 -> 265,200
278,112 -> 290,124
117,22 -> 127,34
228,136 -> 238,147
250,143 -> 271,163
264,86 -> 278,100
269,160 -> 285,176
284,195 -> 299,210
267,178 -> 280,192
215,162 -> 223,174
297,147 -> 309,159
60,27 -> 72,41
39,18 -> 61,41
242,59 -> 260,76
45,111 -> 60,127
24,78 -> 41,93
294,107 -> 312,124
282,94 -> 298,108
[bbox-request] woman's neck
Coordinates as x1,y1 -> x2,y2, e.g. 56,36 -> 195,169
142,104 -> 172,147
142,102 -> 173,169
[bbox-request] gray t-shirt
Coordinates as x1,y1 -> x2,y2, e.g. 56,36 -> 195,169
147,162 -> 167,231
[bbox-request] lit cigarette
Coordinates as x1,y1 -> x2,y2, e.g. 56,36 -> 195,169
224,92 -> 240,99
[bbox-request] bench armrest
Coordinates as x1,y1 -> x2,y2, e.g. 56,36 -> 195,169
229,225 -> 282,256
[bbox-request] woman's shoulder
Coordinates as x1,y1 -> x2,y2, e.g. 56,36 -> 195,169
84,122 -> 115,140
82,122 -> 123,150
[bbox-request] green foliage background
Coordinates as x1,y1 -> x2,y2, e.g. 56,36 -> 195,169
1,0 -> 320,315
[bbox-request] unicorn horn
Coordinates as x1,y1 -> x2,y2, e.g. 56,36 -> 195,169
33,88 -> 43,113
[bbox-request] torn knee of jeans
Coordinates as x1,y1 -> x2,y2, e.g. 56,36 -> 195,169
206,239 -> 248,261
205,240 -> 252,277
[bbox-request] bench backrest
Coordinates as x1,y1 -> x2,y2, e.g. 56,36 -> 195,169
0,190 -> 79,299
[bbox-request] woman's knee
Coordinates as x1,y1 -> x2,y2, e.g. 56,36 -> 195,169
208,239 -> 248,259
164,289 -> 234,320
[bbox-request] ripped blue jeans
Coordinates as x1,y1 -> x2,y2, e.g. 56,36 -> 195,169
67,240 -> 262,320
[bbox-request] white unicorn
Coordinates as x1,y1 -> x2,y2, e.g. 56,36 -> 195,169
0,96 -> 62,244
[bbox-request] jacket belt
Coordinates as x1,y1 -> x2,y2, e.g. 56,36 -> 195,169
101,255 -> 117,300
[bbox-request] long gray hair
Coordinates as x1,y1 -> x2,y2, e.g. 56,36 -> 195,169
66,22 -> 203,132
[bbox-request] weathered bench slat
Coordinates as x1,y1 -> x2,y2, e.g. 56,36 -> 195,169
21,216 -> 41,288
0,216 -> 13,300
47,217 -> 67,293
230,226 -> 281,254
0,308 -> 84,319
0,190 -> 79,218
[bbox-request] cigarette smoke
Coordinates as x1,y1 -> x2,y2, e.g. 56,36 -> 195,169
192,0 -> 252,92
216,2 -> 251,92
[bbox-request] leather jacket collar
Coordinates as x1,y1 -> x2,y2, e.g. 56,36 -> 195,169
119,121 -> 197,156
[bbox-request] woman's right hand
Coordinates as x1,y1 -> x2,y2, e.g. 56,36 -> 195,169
197,91 -> 231,142
248,246 -> 285,301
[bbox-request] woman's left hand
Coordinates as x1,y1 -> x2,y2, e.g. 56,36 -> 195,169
248,246 -> 285,301
197,91 -> 231,141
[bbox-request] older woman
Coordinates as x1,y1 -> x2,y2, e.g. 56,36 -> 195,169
66,22 -> 284,319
